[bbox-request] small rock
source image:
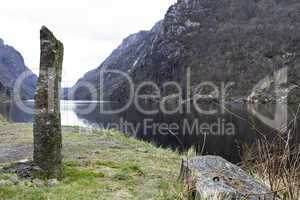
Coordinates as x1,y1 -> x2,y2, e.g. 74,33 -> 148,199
0,180 -> 12,187
18,159 -> 29,163
32,166 -> 42,171
47,179 -> 59,187
9,175 -> 19,185
136,148 -> 148,153
32,179 -> 45,187
19,180 -> 33,187
93,151 -> 100,154
77,156 -> 87,160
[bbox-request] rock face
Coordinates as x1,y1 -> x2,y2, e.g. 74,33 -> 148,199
180,156 -> 272,200
0,38 -> 37,100
33,26 -> 64,179
73,0 -> 300,104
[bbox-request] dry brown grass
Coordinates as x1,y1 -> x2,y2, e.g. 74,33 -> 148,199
242,135 -> 300,200
0,114 -> 6,122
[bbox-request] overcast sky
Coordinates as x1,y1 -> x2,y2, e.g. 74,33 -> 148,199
0,0 -> 177,87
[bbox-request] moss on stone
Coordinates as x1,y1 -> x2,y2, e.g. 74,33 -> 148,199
33,26 -> 64,179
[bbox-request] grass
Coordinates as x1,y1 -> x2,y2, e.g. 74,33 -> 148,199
2,119 -> 298,199
242,138 -> 300,200
0,114 -> 6,123
0,122 -> 184,200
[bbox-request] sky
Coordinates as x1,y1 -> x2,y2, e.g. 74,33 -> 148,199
0,0 -> 177,87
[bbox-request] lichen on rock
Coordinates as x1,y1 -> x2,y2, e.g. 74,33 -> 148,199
180,156 -> 273,200
33,26 -> 64,179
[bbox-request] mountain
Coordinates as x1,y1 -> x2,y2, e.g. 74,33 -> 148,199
0,39 -> 37,100
73,0 -> 300,104
71,22 -> 161,100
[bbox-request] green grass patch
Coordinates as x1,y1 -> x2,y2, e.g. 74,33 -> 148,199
0,114 -> 7,123
95,160 -> 120,169
0,123 -> 183,199
113,163 -> 144,181
63,165 -> 105,183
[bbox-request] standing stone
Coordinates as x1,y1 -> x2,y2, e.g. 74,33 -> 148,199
33,26 -> 64,179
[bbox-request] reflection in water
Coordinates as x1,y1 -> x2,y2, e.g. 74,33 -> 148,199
60,101 -> 87,127
0,101 -> 88,126
74,102 -> 299,163
0,100 -> 299,163
248,103 -> 288,133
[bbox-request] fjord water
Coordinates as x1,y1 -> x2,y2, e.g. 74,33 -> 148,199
0,100 -> 299,163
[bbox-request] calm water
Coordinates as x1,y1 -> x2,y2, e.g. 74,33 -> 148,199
0,100 -> 299,163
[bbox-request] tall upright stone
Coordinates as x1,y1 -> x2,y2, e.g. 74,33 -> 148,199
33,26 -> 64,179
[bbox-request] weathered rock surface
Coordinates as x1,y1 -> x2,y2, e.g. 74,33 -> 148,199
180,156 -> 273,200
1,162 -> 43,179
9,175 -> 19,185
47,179 -> 59,187
32,178 -> 45,187
73,0 -> 300,104
0,180 -> 13,187
0,38 -> 37,100
33,26 -> 64,179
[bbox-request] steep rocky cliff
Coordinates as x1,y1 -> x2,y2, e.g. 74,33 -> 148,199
73,0 -> 300,104
0,39 -> 37,100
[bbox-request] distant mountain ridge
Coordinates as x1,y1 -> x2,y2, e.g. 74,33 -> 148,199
73,0 -> 300,103
71,22 -> 162,100
0,39 -> 37,100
